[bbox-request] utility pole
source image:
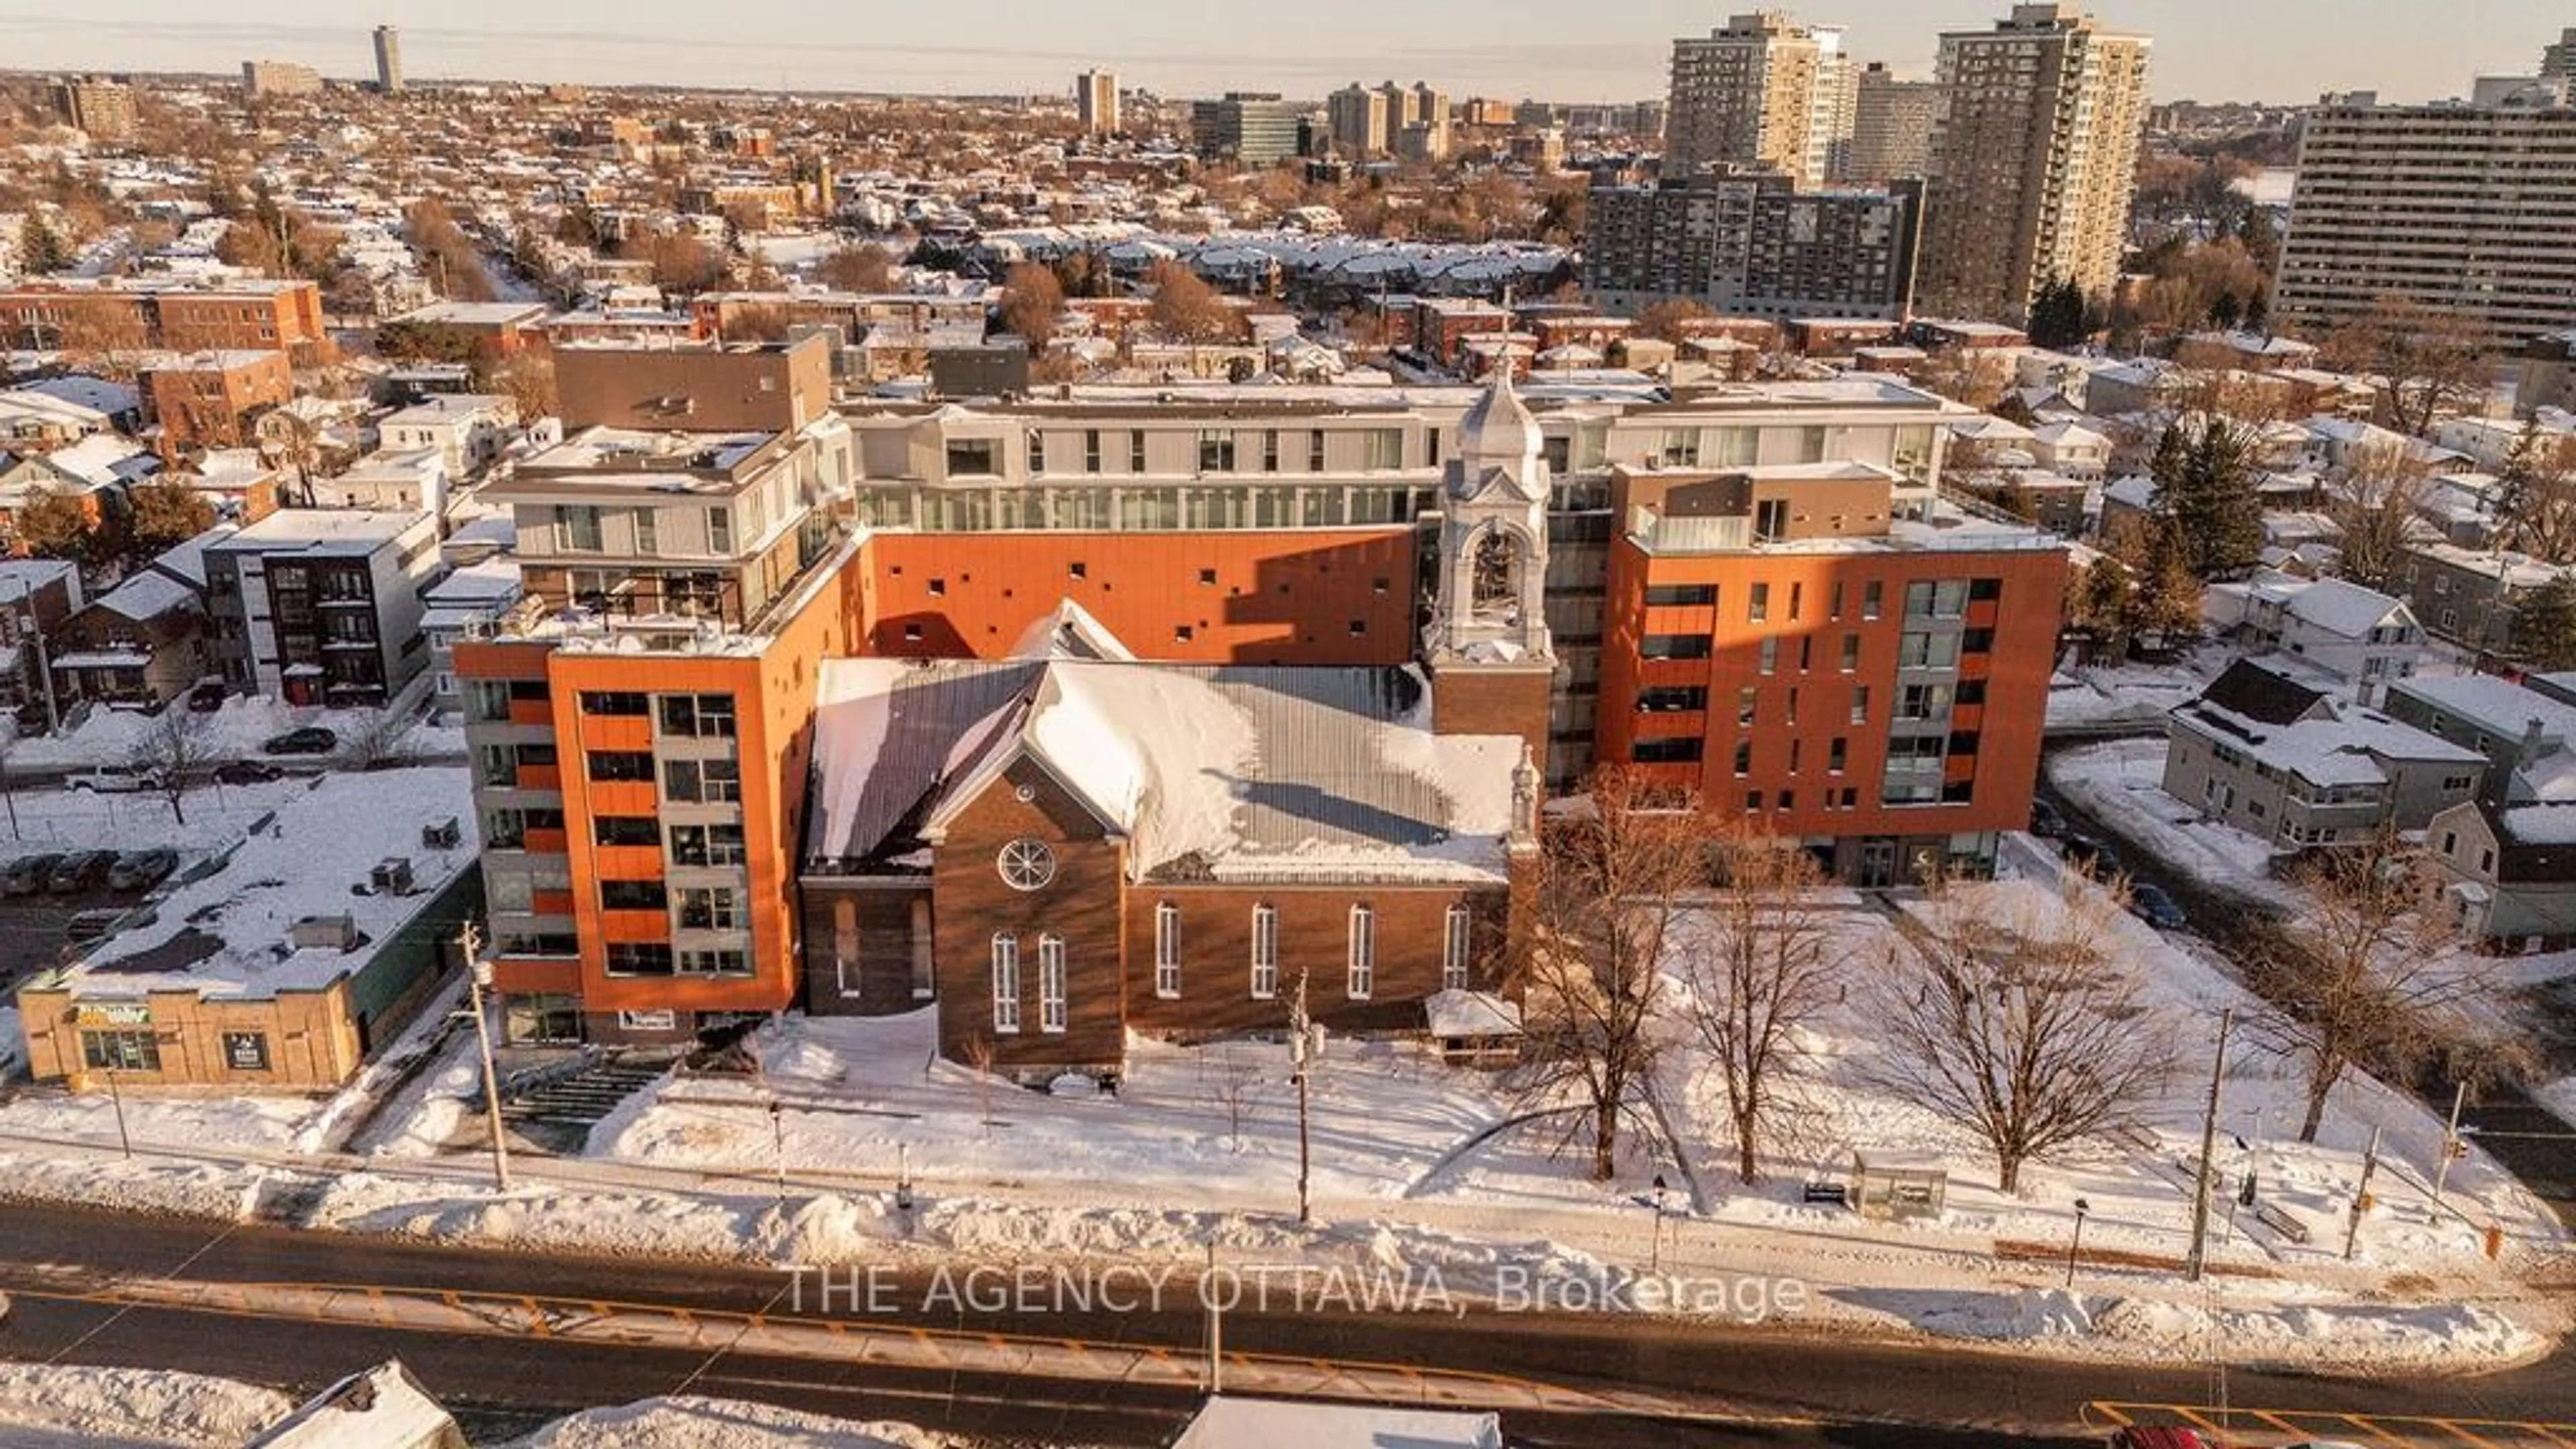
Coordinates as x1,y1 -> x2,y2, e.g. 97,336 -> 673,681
1203,1240 -> 1224,1394
2184,1007 -> 2234,1283
105,1066 -> 132,1159
2344,1124 -> 2383,1262
459,921 -> 511,1192
1288,967 -> 1314,1227
2433,1081 -> 2469,1202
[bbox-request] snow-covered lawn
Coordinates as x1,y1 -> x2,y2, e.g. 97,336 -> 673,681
2046,737 -> 2298,907
2,694 -> 460,775
511,1397 -> 945,1448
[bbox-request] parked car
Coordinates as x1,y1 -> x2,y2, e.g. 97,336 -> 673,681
64,765 -> 162,794
261,727 -> 338,756
1,853 -> 64,896
2028,798 -> 2067,839
2062,835 -> 2122,877
184,678 -> 227,713
2108,1432 -> 2209,1449
2129,883 -> 2188,931
213,760 -> 286,786
109,848 -> 180,892
47,850 -> 118,894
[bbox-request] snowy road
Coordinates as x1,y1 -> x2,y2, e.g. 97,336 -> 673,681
0,1201 -> 2569,1448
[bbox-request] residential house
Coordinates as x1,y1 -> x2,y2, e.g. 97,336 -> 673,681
0,557 -> 82,722
320,449 -> 448,519
2161,657 -> 2485,849
376,393 -> 519,478
0,434 -> 156,555
50,564 -> 214,710
2400,541 -> 2570,656
0,388 -> 113,451
2202,571 -> 2424,705
138,350 -> 294,455
2027,420 -> 2110,481
2382,673 -> 2576,804
2425,800 -> 2576,952
203,510 -> 441,706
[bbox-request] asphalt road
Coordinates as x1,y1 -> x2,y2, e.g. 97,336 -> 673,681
2034,754 -> 2576,1226
0,1202 -> 2569,1446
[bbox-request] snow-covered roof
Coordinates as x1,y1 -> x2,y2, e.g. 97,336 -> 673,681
1173,1397 -> 1501,1449
811,660 -> 1522,885
1425,988 -> 1523,1038
44,768 -> 476,1002
2500,803 -> 2576,847
96,568 -> 200,623
1008,598 -> 1136,662
2390,674 -> 2576,750
241,1360 -> 457,1448
16,374 -> 138,417
2174,696 -> 2481,788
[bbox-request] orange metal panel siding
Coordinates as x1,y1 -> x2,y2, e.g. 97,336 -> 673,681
861,530 -> 1418,664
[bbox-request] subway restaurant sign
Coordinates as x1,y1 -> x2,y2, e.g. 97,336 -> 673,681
72,1003 -> 152,1026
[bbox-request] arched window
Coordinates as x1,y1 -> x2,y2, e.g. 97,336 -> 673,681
1469,529 -> 1518,619
990,934 -> 1020,1034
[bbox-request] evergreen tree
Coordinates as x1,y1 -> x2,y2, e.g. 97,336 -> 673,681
2514,576 -> 2576,672
18,210 -> 70,275
2026,278 -> 2090,350
2208,290 -> 2242,331
2152,419 -> 2263,581
2127,519 -> 2206,648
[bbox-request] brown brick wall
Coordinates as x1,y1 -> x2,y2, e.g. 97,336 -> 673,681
930,757 -> 1129,1072
800,880 -> 932,1016
1429,665 -> 1553,763
1120,883 -> 1510,1038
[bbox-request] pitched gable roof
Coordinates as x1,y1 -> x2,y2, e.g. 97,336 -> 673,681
2197,657 -> 2332,726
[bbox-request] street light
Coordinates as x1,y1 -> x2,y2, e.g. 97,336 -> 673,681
457,924 -> 511,1193
2065,1198 -> 2091,1289
1650,1172 -> 1670,1273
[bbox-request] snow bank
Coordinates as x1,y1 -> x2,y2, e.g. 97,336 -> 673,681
0,1360 -> 295,1446
0,1146 -> 271,1221
513,1395 -> 945,1448
1888,1289 -> 2540,1371
2540,1077 -> 2576,1131
0,1007 -> 21,1081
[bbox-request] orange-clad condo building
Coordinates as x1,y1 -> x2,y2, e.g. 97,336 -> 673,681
455,344 -> 2068,1061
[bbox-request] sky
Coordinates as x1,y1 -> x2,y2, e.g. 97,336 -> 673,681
5,1 -> 2569,106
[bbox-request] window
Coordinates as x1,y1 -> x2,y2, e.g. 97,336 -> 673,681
1038,934 -> 1068,1032
1962,629 -> 1994,654
1262,430 -> 1280,472
946,438 -> 1000,476
1346,904 -> 1375,998
1758,638 -> 1778,675
1130,431 -> 1148,473
1829,737 -> 1847,773
678,887 -> 742,930
1755,498 -> 1789,541
708,506 -> 732,553
1250,904 -> 1279,999
1862,581 -> 1884,620
1733,741 -> 1753,776
1644,584 -> 1716,608
634,508 -> 659,556
1632,737 -> 1704,763
678,948 -> 749,976
668,822 -> 747,867
1443,905 -> 1472,991
1850,686 -> 1870,724
991,934 -> 1022,1033
1028,431 -> 1046,473
1197,431 -> 1236,472
561,505 -> 602,552
1898,632 -> 1961,669
1748,583 -> 1770,623
606,942 -> 674,976
1641,634 -> 1713,660
1637,686 -> 1708,713
1084,429 -> 1102,473
1155,902 -> 1182,998
659,692 -> 737,738
663,757 -> 742,804
998,838 -> 1057,891
1829,582 -> 1845,620
1970,578 -> 2002,603
594,816 -> 658,847
1737,686 -> 1759,724
1308,430 -> 1326,472
582,690 -> 649,717
1363,429 -> 1403,470
81,1028 -> 160,1072
600,879 -> 667,911
588,750 -> 655,783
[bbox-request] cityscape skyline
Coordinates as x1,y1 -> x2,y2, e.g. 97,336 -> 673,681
4,0 -> 2571,106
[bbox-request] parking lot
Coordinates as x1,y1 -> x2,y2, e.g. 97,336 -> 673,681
0,893 -> 80,987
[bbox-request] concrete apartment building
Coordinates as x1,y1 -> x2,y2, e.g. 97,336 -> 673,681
1584,170 -> 1923,320
373,25 -> 403,94
1327,85 -> 1389,157
1665,11 -> 1856,189
203,509 -> 441,706
242,60 -> 324,99
455,357 -> 2062,1048
1845,63 -> 1937,182
49,77 -> 137,142
2273,48 -> 2576,348
1916,3 -> 2153,324
1076,70 -> 1118,136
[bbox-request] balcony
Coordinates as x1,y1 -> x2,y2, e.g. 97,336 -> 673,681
508,697 -> 555,728
518,764 -> 563,792
523,828 -> 570,855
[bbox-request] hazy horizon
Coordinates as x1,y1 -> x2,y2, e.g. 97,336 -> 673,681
6,1 -> 2569,107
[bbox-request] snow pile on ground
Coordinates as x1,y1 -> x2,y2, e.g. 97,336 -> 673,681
0,1360 -> 295,1446
513,1397 -> 947,1448
0,1006 -> 21,1080
1886,1289 -> 2541,1370
308,1176 -> 891,1267
0,1146 -> 273,1221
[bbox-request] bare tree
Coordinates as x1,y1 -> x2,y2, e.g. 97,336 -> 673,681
130,706 -> 217,826
1515,767 -> 1703,1181
1634,299 -> 1716,345
2323,438 -> 2432,593
818,243 -> 896,293
1679,833 -> 1847,1184
337,707 -> 412,771
2313,296 -> 2493,439
2496,426 -> 2576,562
1144,258 -> 1234,369
2244,828 -> 2511,1142
998,260 -> 1065,352
1867,877 -> 2172,1193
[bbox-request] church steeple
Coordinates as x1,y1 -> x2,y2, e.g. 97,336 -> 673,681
1428,367 -> 1554,665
